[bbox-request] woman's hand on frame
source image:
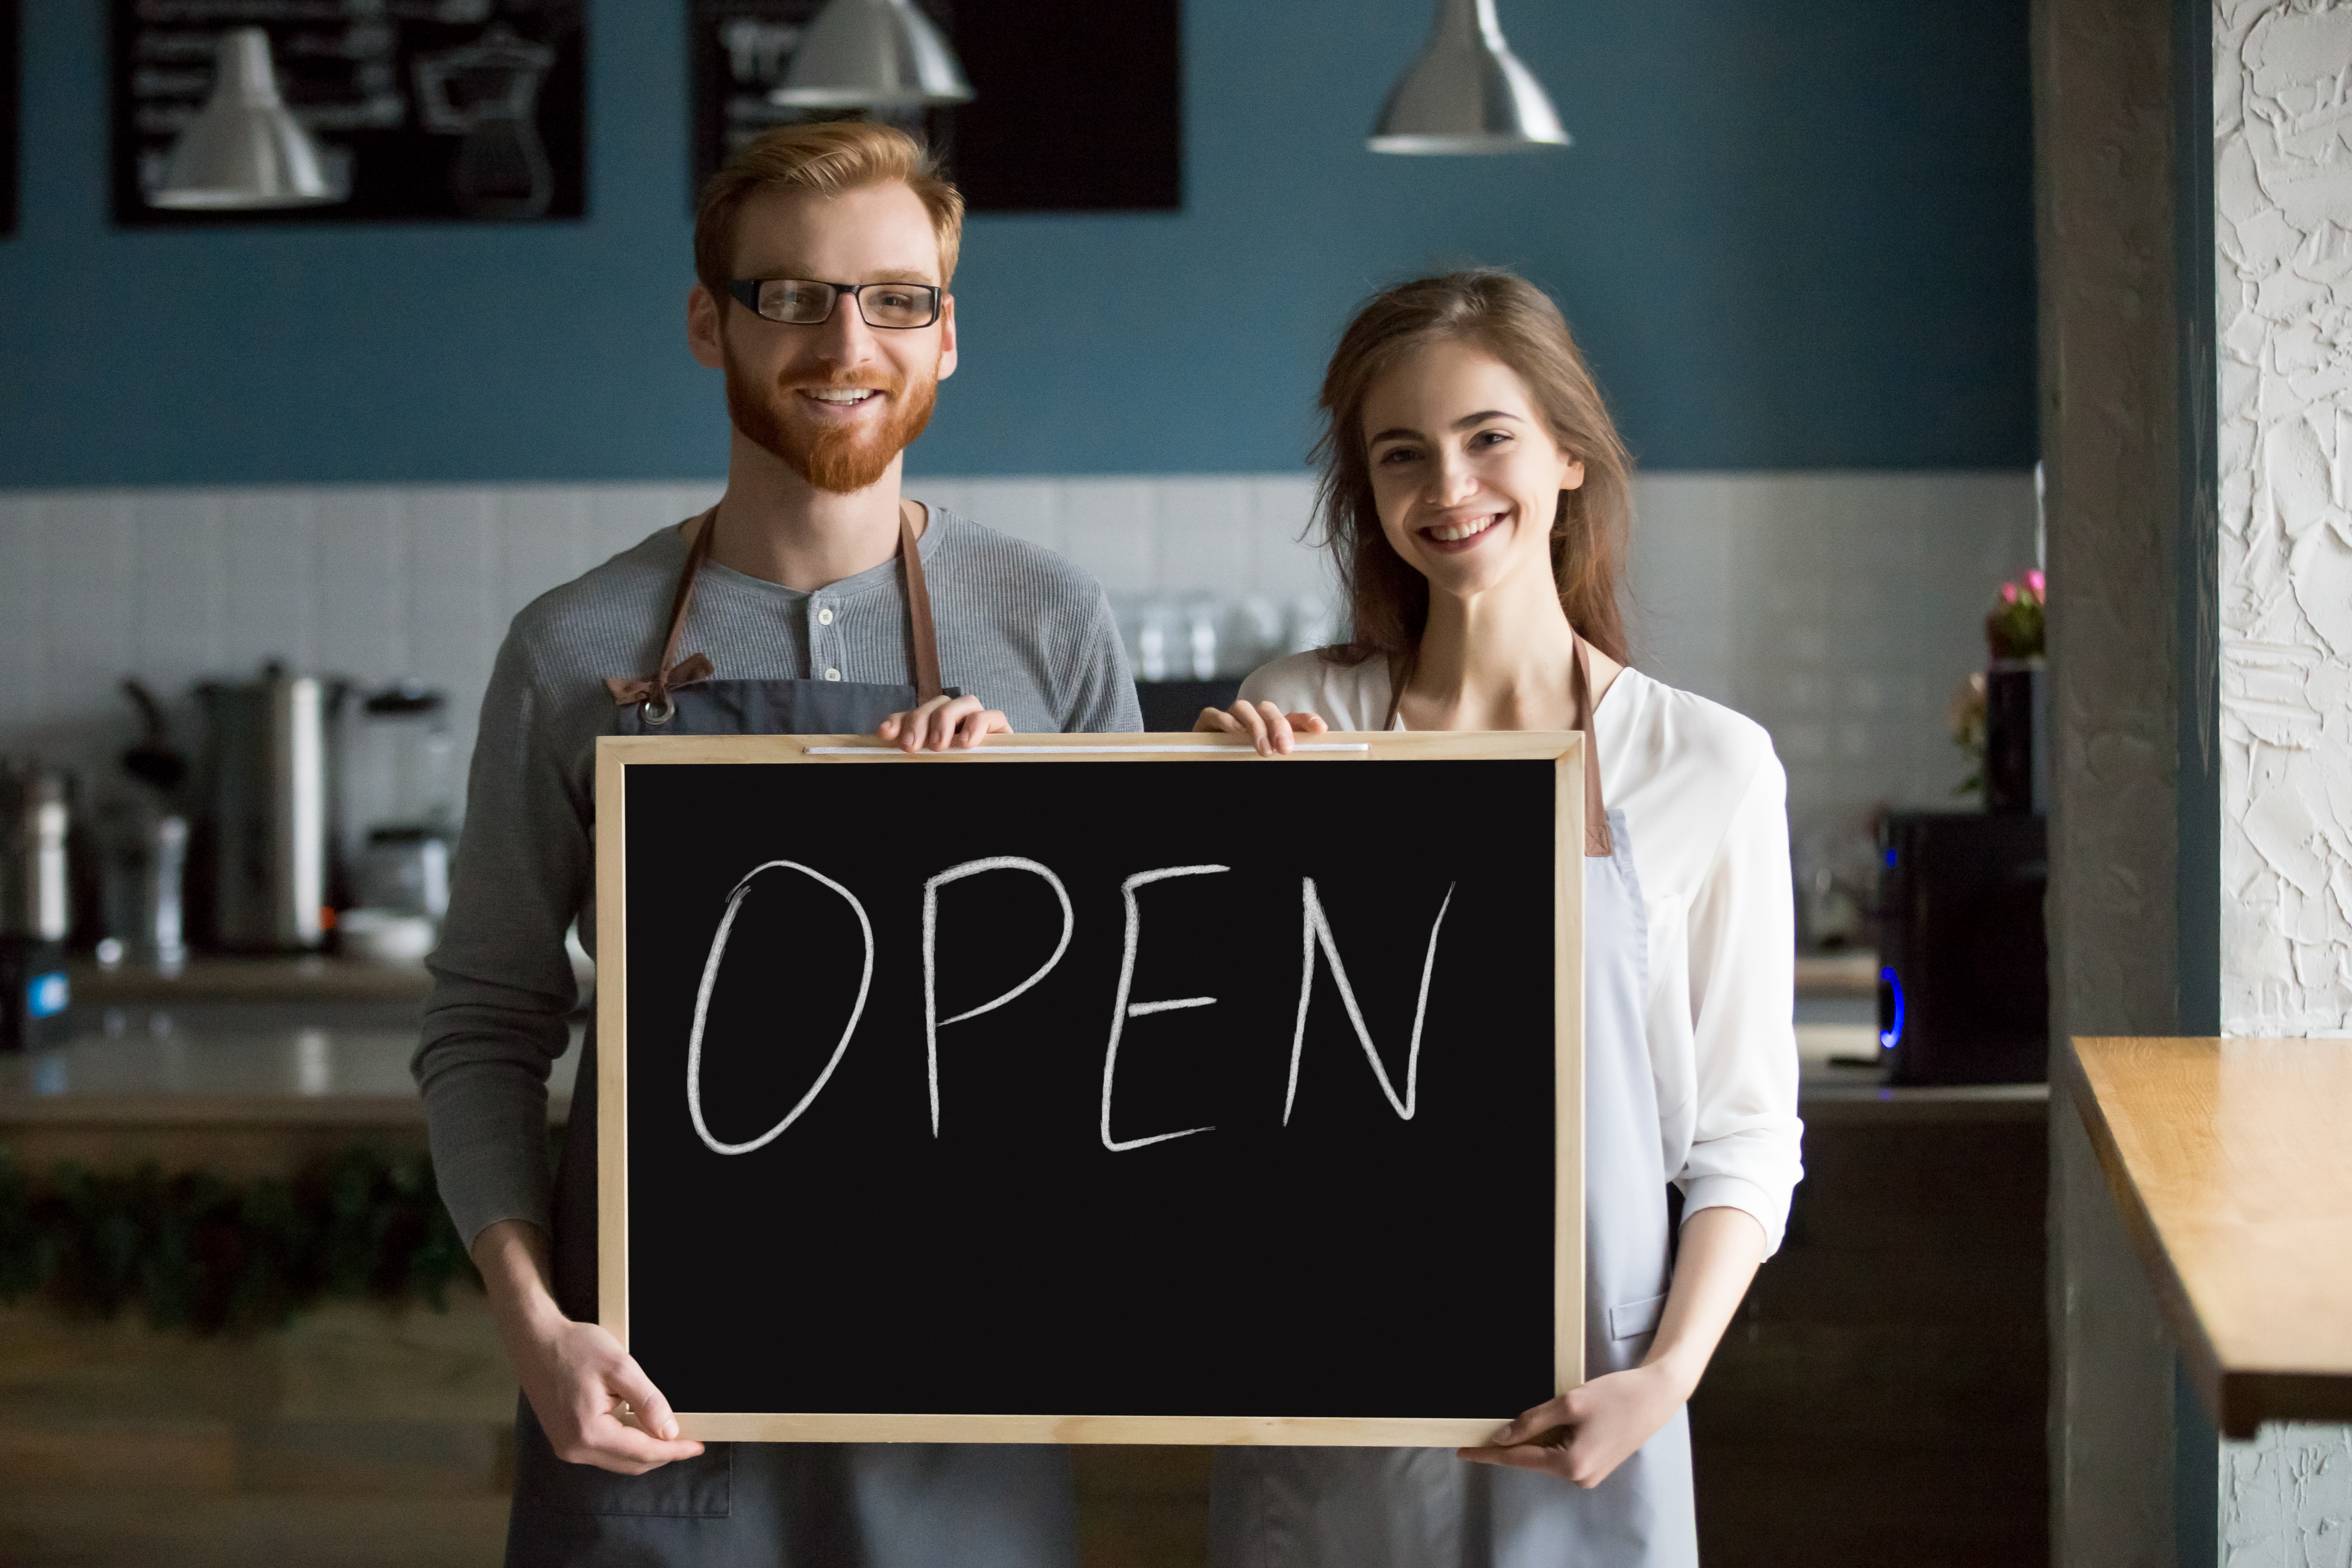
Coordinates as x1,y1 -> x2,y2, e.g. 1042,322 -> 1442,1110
1193,700 -> 1329,756
878,695 -> 1010,752
1457,1362 -> 1692,1489
1460,1206 -> 1768,1490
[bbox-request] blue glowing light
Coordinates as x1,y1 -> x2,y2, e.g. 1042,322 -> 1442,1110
1879,966 -> 1905,1051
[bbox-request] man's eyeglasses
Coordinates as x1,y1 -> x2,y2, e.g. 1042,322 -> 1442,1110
728,278 -> 943,330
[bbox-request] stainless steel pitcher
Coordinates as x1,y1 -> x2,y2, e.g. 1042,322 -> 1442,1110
194,663 -> 331,951
0,763 -> 70,942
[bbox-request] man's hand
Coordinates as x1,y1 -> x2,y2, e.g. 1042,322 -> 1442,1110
878,694 -> 1010,752
1193,700 -> 1330,756
474,1220 -> 705,1475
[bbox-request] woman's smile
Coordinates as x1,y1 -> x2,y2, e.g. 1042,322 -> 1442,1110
1419,509 -> 1508,551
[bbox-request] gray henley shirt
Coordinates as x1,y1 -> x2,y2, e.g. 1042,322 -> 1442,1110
412,506 -> 1143,1250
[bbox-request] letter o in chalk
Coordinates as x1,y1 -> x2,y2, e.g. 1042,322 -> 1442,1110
686,860 -> 875,1156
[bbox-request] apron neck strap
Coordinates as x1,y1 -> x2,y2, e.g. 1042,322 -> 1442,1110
901,506 -> 944,704
657,507 -> 719,683
603,510 -> 721,715
1383,632 -> 1614,858
1570,634 -> 1614,858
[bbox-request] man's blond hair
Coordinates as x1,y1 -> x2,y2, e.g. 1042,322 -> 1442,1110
693,122 -> 965,298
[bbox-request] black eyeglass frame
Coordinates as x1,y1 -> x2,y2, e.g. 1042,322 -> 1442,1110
727,278 -> 945,329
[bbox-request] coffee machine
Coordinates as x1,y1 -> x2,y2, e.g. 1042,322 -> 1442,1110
1875,811 -> 2049,1085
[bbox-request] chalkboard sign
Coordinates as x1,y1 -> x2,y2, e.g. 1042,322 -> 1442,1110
596,731 -> 1584,1445
111,0 -> 585,227
686,0 -> 1181,215
2,0 -> 17,238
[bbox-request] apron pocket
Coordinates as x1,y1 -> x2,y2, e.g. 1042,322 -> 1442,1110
511,1395 -> 734,1517
1607,1293 -> 1667,1342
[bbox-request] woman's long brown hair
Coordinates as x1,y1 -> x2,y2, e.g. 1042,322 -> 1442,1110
1313,270 -> 1633,667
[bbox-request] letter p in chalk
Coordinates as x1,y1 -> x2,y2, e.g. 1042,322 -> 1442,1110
923,857 -> 1075,1136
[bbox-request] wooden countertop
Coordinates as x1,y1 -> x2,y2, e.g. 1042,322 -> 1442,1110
2066,1036 -> 2352,1436
0,1013 -> 578,1126
66,955 -> 436,1006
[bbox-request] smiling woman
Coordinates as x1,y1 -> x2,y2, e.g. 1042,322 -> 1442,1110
1198,271 -> 1802,1568
1324,270 -> 1633,673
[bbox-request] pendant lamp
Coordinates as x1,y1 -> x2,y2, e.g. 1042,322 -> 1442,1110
769,0 -> 975,111
150,28 -> 342,209
1370,0 -> 1569,155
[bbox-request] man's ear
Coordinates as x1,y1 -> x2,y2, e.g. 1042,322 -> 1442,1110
687,283 -> 726,370
935,293 -> 958,383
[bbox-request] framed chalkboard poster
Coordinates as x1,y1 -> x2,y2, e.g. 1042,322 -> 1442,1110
111,0 -> 585,227
686,0 -> 1182,214
595,730 -> 1585,1445
1,0 -> 17,237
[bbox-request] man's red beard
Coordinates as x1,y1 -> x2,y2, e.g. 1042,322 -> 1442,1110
723,342 -> 939,495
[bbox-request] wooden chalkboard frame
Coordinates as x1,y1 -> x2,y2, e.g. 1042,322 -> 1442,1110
594,730 -> 1585,1445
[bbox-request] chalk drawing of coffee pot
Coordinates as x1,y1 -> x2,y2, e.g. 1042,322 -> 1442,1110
414,23 -> 556,220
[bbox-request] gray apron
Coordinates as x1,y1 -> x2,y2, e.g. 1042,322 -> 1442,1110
1207,640 -> 1697,1568
507,507 -> 1080,1568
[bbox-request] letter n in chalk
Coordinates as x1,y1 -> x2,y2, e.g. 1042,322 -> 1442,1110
1284,879 -> 1456,1125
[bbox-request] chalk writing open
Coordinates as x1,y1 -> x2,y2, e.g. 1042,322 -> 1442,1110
686,860 -> 1457,1155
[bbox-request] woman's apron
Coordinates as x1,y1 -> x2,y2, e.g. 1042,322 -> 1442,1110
1207,640 -> 1696,1568
506,508 -> 1081,1568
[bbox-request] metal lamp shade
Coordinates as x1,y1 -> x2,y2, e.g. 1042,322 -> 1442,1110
770,0 -> 975,110
1370,0 -> 1568,155
151,29 -> 341,209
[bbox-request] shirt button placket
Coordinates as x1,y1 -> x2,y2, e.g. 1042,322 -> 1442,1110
807,597 -> 832,682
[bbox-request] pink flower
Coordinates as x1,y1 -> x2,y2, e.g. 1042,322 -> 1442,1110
2026,568 -> 2046,597
2002,582 -> 2019,604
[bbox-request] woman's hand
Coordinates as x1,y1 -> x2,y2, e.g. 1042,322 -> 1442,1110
1459,1205 -> 1767,1489
1458,1363 -> 1692,1488
1193,700 -> 1330,756
475,1220 -> 705,1475
878,695 -> 1010,752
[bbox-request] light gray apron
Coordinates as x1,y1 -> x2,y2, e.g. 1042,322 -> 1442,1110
1207,639 -> 1696,1568
506,507 -> 1079,1568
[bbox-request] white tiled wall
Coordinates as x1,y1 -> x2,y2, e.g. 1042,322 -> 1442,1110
0,470 -> 2035,858
1626,471 -> 2039,857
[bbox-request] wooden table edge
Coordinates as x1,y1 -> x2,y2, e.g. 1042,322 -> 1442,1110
2064,1037 -> 2260,1439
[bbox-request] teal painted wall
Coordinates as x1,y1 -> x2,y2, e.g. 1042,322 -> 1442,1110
0,0 -> 2033,484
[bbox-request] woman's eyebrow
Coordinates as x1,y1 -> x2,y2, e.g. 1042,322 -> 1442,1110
1452,409 -> 1520,429
1367,426 -> 1423,446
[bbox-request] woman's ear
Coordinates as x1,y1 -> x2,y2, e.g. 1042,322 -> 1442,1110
1561,457 -> 1588,493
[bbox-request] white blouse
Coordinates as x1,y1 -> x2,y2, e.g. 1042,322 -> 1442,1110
1238,651 -> 1805,1255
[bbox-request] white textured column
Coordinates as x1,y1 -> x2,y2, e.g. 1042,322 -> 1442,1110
2212,3 -> 2352,1560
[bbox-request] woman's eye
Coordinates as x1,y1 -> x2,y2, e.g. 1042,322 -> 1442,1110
1376,447 -> 1420,465
1471,428 -> 1511,448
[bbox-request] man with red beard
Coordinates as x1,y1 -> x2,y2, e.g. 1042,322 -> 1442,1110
412,123 -> 1137,1567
